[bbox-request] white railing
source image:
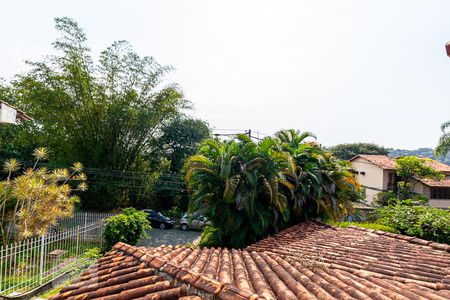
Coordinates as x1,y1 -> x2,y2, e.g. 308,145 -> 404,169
0,221 -> 105,296
56,211 -> 116,230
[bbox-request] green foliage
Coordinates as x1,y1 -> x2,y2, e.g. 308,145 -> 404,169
103,208 -> 151,250
199,226 -> 222,248
184,130 -> 363,248
156,117 -> 211,172
150,117 -> 210,212
393,156 -> 444,203
395,156 -> 443,182
374,205 -> 450,243
329,221 -> 399,233
373,191 -> 397,207
328,143 -> 388,160
185,135 -> 289,248
435,120 -> 450,157
81,247 -> 103,259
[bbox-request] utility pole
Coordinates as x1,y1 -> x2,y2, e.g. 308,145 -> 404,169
247,129 -> 252,138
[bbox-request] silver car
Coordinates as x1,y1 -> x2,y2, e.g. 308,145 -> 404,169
180,213 -> 210,231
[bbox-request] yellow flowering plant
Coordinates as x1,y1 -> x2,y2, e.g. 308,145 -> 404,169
0,148 -> 87,244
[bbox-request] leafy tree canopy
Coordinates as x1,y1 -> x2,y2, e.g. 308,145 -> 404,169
395,156 -> 444,182
155,117 -> 210,172
328,143 -> 388,160
0,17 -> 208,211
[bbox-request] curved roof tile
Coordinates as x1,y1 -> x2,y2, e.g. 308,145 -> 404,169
50,221 -> 450,300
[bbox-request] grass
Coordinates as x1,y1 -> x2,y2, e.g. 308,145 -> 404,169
328,221 -> 399,233
39,279 -> 72,298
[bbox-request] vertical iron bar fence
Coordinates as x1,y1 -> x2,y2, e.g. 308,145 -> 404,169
0,211 -> 114,297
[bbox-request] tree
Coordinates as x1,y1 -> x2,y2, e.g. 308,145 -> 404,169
184,135 -> 289,248
0,148 -> 86,244
150,117 -> 210,212
11,18 -> 189,210
184,130 -> 362,248
276,130 -> 362,221
396,156 -> 443,183
435,121 -> 450,157
395,156 -> 443,202
156,117 -> 210,172
328,143 -> 388,160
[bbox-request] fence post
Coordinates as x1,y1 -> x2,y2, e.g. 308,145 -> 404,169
100,220 -> 104,249
39,234 -> 45,285
76,226 -> 80,257
84,213 -> 88,240
0,244 -> 3,293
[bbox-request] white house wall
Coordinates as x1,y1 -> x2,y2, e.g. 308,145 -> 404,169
351,158 -> 386,205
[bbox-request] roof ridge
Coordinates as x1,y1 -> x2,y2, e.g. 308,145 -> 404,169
346,225 -> 450,252
112,242 -> 261,300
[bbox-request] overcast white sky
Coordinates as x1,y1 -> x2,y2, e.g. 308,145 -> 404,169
1,1 -> 449,149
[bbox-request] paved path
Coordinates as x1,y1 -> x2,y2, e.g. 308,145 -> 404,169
139,228 -> 201,247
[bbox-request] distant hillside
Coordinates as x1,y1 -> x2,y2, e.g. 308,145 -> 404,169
388,148 -> 450,165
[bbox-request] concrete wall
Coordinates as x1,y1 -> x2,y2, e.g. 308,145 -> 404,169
429,199 -> 450,209
412,181 -> 428,195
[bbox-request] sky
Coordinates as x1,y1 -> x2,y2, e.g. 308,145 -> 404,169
1,1 -> 449,149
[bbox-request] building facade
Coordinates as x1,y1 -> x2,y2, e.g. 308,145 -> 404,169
350,155 -> 450,209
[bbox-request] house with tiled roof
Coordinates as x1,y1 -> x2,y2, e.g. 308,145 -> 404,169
50,221 -> 450,300
350,155 -> 450,209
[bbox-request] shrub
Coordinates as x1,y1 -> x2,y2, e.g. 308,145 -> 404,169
103,208 -> 151,250
81,247 -> 103,259
374,205 -> 449,243
199,226 -> 222,248
373,191 -> 396,207
330,221 -> 399,233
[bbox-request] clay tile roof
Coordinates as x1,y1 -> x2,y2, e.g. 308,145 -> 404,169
351,155 -> 397,170
426,160 -> 450,173
51,221 -> 450,300
421,178 -> 450,187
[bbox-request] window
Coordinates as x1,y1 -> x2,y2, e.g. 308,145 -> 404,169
430,187 -> 450,199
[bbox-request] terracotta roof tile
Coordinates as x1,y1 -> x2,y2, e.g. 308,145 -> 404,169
51,221 -> 450,300
421,178 -> 450,187
351,155 -> 397,169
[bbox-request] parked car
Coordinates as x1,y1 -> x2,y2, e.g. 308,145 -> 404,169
180,213 -> 210,231
142,209 -> 175,229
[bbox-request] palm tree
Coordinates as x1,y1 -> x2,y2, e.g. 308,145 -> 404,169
275,129 -> 316,151
184,135 -> 289,248
185,130 -> 362,248
275,130 -> 360,221
435,121 -> 450,157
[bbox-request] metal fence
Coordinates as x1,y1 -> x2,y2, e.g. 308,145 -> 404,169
0,221 -> 105,296
56,211 -> 116,230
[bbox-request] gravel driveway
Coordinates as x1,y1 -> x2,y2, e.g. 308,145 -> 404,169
139,228 -> 201,247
